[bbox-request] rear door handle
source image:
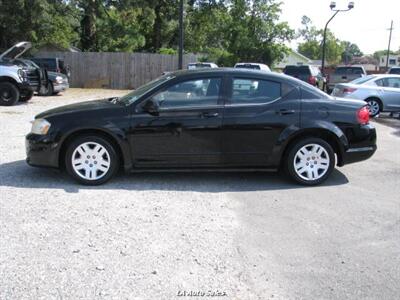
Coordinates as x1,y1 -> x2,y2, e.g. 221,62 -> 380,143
276,109 -> 295,115
202,112 -> 219,118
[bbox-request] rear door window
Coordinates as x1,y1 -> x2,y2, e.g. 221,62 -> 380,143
229,78 -> 281,105
382,77 -> 400,88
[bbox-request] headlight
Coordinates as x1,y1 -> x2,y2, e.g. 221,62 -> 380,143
31,119 -> 51,135
55,76 -> 63,84
18,69 -> 26,81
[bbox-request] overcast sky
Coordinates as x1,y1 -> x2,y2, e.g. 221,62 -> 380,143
279,0 -> 400,55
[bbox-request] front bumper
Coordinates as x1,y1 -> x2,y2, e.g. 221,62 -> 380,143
25,133 -> 59,168
53,82 -> 69,93
18,81 -> 39,92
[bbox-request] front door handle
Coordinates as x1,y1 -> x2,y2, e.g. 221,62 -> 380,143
276,109 -> 295,115
202,112 -> 219,118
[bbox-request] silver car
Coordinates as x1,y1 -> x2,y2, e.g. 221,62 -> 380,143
332,74 -> 400,116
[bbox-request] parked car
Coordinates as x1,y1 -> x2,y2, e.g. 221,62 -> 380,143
327,65 -> 367,93
0,42 -> 46,105
30,57 -> 71,78
13,59 -> 69,96
331,74 -> 400,117
234,63 -> 271,71
283,65 -> 325,90
187,62 -> 218,69
26,68 -> 376,186
388,66 -> 400,75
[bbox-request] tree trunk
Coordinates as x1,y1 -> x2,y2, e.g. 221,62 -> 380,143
80,0 -> 97,51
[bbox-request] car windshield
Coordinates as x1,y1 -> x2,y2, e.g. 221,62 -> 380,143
117,74 -> 174,105
350,75 -> 376,85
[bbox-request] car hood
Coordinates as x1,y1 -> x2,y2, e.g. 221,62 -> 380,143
0,41 -> 32,61
35,98 -> 119,119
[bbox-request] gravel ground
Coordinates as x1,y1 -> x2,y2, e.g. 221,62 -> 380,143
0,89 -> 399,299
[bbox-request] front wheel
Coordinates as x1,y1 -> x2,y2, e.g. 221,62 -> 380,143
65,135 -> 119,185
19,90 -> 34,102
0,82 -> 20,106
38,81 -> 54,96
285,138 -> 335,185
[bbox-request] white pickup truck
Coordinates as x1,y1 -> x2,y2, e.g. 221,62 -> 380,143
0,42 -> 47,106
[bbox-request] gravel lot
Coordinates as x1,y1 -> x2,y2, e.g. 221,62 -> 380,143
0,89 -> 399,299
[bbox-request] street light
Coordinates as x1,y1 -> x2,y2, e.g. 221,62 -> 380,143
321,1 -> 354,89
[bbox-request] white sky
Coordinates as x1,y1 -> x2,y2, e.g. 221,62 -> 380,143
279,0 -> 400,55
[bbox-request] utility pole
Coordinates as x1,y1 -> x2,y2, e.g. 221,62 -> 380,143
385,20 -> 393,70
178,0 -> 184,70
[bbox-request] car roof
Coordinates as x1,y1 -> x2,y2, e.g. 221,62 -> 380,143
336,65 -> 365,68
370,74 -> 400,78
235,62 -> 267,66
167,67 -> 300,83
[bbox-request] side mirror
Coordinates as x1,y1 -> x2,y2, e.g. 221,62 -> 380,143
142,98 -> 159,115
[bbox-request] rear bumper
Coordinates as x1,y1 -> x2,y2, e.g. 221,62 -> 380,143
340,123 -> 377,165
342,145 -> 377,165
25,133 -> 59,168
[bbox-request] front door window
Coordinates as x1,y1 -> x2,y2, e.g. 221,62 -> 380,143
153,78 -> 221,109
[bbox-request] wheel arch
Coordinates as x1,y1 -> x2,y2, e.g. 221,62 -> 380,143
278,126 -> 347,168
58,128 -> 132,171
0,76 -> 19,86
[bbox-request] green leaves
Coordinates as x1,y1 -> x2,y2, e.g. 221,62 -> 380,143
0,0 -> 294,67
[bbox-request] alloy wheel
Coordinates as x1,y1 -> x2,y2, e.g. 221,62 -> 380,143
293,143 -> 330,181
367,100 -> 380,116
71,142 -> 111,180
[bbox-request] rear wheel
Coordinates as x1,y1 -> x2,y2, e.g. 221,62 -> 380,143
285,138 -> 335,185
366,98 -> 381,117
0,82 -> 20,106
65,135 -> 119,185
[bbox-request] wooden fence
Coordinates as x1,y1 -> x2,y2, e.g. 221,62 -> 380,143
34,52 -> 200,89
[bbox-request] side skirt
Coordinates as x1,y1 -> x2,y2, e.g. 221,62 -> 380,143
128,167 -> 278,173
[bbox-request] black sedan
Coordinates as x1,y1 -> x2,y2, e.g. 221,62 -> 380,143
26,68 -> 377,185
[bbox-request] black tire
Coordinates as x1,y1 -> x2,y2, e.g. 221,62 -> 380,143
65,135 -> 119,185
365,98 -> 381,117
19,90 -> 34,102
38,81 -> 53,96
285,137 -> 335,186
0,82 -> 20,106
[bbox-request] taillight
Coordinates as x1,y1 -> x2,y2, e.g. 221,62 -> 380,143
308,76 -> 317,85
357,106 -> 370,124
343,87 -> 357,94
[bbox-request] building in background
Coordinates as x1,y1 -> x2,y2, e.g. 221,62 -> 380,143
379,55 -> 400,69
275,49 -> 314,70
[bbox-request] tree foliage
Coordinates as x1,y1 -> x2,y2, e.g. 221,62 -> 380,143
297,15 -> 363,65
0,0 -> 294,66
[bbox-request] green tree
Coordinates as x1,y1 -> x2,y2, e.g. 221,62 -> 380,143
297,15 -> 346,64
